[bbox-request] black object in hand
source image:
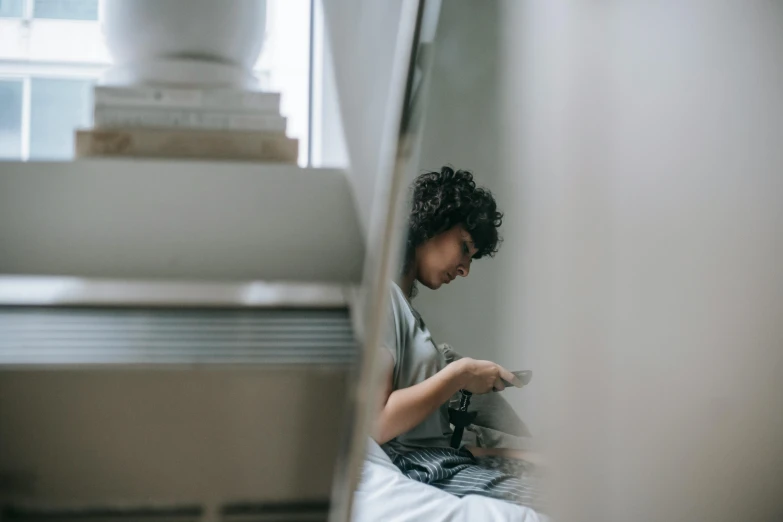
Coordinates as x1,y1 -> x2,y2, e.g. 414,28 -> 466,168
449,389 -> 478,449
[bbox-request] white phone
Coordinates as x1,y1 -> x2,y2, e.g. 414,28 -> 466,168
501,370 -> 533,388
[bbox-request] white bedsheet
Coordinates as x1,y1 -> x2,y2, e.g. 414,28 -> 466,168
352,439 -> 545,522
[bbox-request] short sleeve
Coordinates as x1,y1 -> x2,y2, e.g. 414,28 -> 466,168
380,285 -> 403,363
379,283 -> 411,390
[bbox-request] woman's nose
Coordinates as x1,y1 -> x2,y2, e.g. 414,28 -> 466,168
457,265 -> 469,277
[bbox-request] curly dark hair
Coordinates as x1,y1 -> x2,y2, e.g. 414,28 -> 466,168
402,166 -> 503,276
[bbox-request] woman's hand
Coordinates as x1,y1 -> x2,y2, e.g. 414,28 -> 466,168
449,357 -> 521,394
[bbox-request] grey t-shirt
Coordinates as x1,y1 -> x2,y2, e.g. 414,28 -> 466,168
381,282 -> 453,454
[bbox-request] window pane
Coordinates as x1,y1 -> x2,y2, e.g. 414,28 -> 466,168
34,0 -> 98,20
0,0 -> 23,17
0,79 -> 23,160
29,78 -> 92,160
260,0 -> 311,165
28,20 -> 110,63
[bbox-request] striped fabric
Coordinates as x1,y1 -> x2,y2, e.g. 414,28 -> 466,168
385,447 -> 545,512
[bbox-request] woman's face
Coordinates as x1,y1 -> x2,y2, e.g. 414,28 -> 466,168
414,225 -> 478,290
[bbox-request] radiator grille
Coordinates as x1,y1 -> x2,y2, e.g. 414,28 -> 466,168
0,307 -> 357,366
0,505 -> 202,522
1,502 -> 329,522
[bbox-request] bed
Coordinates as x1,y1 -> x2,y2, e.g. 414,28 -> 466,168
352,439 -> 547,522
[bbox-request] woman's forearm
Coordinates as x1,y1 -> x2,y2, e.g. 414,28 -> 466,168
374,362 -> 464,445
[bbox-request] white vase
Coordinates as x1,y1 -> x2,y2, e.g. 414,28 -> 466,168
99,0 -> 267,88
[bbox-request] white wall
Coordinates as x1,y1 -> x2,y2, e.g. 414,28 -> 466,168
409,0 -> 506,366
500,2 -> 783,520
320,0 -> 414,235
311,0 -> 348,169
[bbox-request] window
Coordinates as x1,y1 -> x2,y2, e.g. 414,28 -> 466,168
0,0 -> 23,18
0,79 -> 23,159
32,0 -> 98,20
0,0 -> 312,165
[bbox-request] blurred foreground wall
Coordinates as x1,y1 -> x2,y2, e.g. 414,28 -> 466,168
499,2 -> 783,520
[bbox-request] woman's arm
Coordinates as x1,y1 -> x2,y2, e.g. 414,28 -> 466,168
373,349 -> 463,444
372,350 -> 520,445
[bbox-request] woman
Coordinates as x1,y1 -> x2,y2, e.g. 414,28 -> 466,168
374,166 -> 537,507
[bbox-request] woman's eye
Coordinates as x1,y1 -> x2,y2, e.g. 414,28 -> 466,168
462,242 -> 470,255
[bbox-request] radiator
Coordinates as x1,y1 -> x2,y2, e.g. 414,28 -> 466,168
0,278 -> 358,522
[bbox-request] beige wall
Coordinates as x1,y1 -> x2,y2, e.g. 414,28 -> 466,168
0,368 -> 348,511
